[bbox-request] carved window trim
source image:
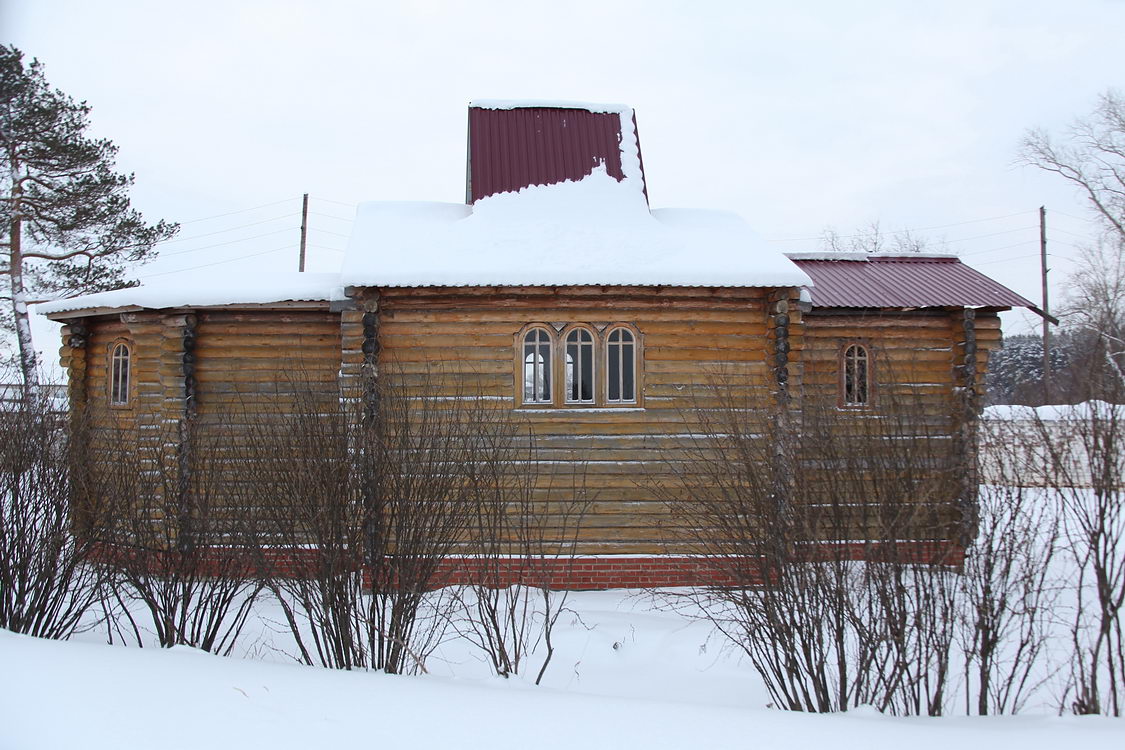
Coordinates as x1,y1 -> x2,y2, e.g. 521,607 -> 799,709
518,324 -> 555,407
108,339 -> 133,408
605,324 -> 641,405
514,322 -> 643,409
839,341 -> 872,408
560,324 -> 598,405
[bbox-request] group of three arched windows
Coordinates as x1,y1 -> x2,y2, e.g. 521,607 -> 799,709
521,325 -> 639,407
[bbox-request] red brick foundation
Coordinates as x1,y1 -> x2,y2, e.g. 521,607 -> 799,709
87,541 -> 964,590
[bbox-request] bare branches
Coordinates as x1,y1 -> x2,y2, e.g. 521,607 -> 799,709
86,414 -> 265,653
1020,89 -> 1125,243
1,45 -> 177,383
661,371 -> 1065,716
452,425 -> 590,683
0,379 -> 111,639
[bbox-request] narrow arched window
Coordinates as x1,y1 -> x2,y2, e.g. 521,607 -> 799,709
523,328 -> 552,403
843,344 -> 869,406
606,327 -> 636,403
110,342 -> 131,406
565,328 -> 595,403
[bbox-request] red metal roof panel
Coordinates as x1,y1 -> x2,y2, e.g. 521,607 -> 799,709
467,103 -> 647,203
790,255 -> 1035,309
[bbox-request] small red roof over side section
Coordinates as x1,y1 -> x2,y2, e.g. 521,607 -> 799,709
790,255 -> 1035,310
467,103 -> 647,203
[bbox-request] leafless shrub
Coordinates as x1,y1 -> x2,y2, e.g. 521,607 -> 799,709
1031,401 -> 1125,716
452,424 -> 590,683
234,382 -> 367,669
0,381 -> 111,639
959,469 -> 1060,715
660,371 -> 968,714
88,416 -> 263,653
242,369 -> 529,674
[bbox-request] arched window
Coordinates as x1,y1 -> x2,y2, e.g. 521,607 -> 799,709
606,327 -> 636,403
564,328 -> 595,404
842,343 -> 870,407
110,342 -> 131,406
522,328 -> 553,404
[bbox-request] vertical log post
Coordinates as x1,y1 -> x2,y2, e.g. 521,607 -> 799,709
766,289 -> 802,514
952,308 -> 980,543
60,322 -> 90,531
121,311 -> 197,550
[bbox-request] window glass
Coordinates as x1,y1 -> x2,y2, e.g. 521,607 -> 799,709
110,342 -> 131,405
607,328 -> 635,402
844,344 -> 869,406
565,328 -> 595,403
523,328 -> 552,403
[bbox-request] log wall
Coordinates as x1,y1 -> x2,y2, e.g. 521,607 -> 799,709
375,285 -> 802,555
797,308 -> 1003,542
59,295 -> 1003,579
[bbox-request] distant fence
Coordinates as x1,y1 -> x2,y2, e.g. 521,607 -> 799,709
979,402 -> 1124,488
0,383 -> 67,414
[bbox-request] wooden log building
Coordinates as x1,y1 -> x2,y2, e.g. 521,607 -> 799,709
39,100 -> 1040,589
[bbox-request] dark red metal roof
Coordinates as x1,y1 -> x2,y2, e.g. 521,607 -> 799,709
791,255 -> 1036,310
467,104 -> 647,203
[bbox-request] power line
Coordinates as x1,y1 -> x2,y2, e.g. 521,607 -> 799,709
157,227 -> 296,257
765,209 -> 1038,243
1051,209 -> 1096,223
177,198 -> 298,224
156,213 -> 297,246
960,240 -> 1035,256
310,195 -> 358,208
972,253 -> 1049,266
309,211 -> 355,223
312,228 -> 351,239
944,226 -> 1038,245
307,244 -> 344,253
1050,225 -> 1095,239
144,244 -> 293,277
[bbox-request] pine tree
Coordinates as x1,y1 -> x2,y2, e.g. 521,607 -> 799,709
1,45 -> 177,385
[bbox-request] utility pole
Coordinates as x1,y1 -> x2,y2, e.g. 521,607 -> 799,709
298,193 -> 309,272
1041,205 -> 1051,404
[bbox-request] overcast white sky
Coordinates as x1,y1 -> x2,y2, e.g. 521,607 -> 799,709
5,0 -> 1124,369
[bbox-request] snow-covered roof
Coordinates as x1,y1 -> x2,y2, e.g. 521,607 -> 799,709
341,166 -> 811,289
36,273 -> 344,317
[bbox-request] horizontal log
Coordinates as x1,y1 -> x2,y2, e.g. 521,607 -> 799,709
383,309 -> 763,324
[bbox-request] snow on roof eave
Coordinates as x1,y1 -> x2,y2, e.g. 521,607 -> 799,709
36,272 -> 345,319
469,99 -> 633,114
42,298 -> 336,321
786,252 -> 961,261
370,280 -> 808,289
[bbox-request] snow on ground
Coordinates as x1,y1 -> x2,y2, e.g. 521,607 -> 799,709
3,590 -> 1123,750
982,400 -> 1123,423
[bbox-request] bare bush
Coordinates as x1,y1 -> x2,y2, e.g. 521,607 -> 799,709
0,382 -> 110,639
1036,401 -> 1125,716
665,363 -> 1076,716
960,475 -> 1060,715
660,372 -> 972,715
89,417 -> 263,653
453,425 -> 590,683
243,370 -> 526,674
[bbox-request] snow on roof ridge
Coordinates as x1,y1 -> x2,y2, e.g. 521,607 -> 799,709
342,168 -> 811,289
786,251 -> 960,262
469,98 -> 633,114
